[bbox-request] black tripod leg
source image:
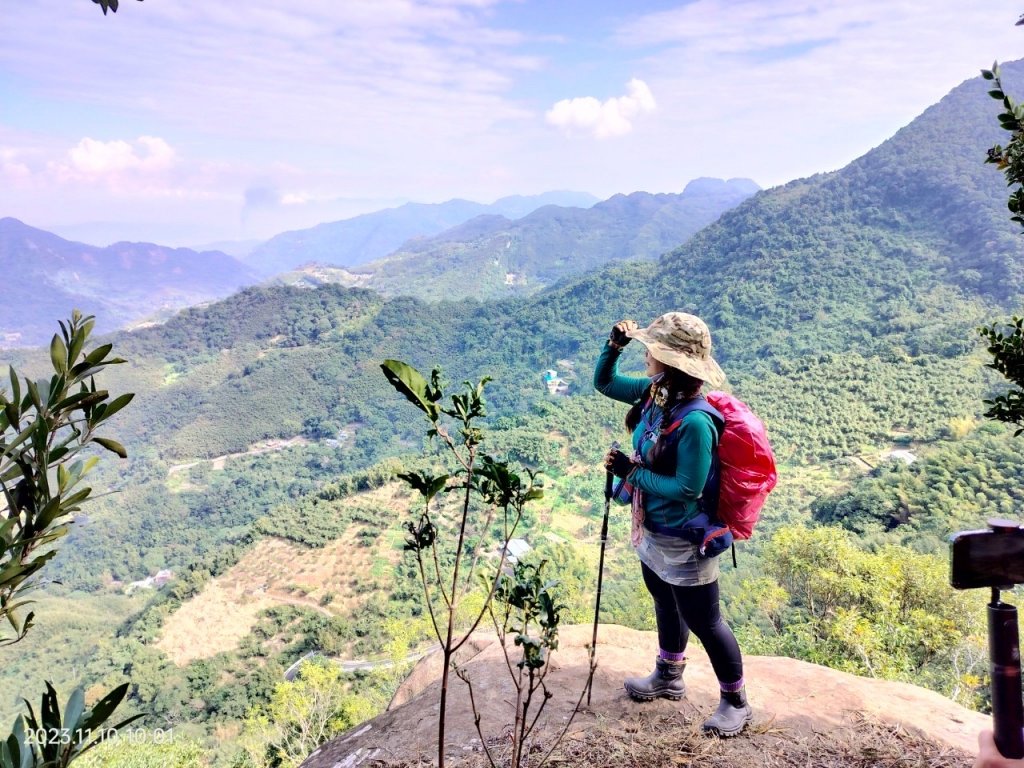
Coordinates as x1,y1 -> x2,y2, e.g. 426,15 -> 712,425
990,590 -> 1024,759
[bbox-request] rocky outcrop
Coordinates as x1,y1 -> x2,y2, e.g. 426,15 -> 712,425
301,624 -> 984,767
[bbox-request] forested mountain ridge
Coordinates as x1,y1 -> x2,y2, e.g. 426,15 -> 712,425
645,61 -> 1024,368
0,217 -> 260,347
243,191 -> 600,277
317,177 -> 759,301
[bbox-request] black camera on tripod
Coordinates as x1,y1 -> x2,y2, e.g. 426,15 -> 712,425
950,519 -> 1024,759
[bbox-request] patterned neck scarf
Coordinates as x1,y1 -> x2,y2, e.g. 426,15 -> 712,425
650,377 -> 692,409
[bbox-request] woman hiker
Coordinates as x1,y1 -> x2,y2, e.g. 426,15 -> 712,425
593,311 -> 751,737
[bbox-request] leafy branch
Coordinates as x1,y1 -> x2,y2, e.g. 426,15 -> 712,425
382,359 -> 543,768
458,560 -> 594,768
1,311 -> 134,645
979,63 -> 1024,431
979,316 -> 1024,433
982,62 -> 1024,229
1,312 -> 143,768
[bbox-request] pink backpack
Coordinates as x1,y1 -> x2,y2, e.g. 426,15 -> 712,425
661,391 -> 777,540
704,391 -> 777,539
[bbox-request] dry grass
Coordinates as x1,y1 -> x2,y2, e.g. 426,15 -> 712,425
155,579 -> 278,664
157,484 -> 410,664
379,710 -> 971,768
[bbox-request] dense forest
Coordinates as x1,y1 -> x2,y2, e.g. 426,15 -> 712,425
5,62 -> 1024,767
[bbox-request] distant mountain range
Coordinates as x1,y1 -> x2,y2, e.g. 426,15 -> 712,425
0,218 -> 259,347
243,191 -> 601,277
315,177 -> 759,300
1,183 -> 758,345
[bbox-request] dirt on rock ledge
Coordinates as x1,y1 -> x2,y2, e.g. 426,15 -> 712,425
301,624 -> 986,768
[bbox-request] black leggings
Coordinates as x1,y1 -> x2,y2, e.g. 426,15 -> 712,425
641,562 -> 743,685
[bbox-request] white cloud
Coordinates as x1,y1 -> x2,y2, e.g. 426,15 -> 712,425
53,136 -> 176,181
0,0 -> 538,148
597,0 -> 1024,189
546,79 -> 656,139
0,148 -> 31,181
3,0 -> 1023,243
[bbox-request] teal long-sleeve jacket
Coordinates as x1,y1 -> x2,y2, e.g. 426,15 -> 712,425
593,341 -> 717,529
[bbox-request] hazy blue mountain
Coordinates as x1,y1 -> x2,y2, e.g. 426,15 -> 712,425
188,238 -> 262,258
0,218 -> 259,347
244,191 -> 599,277
290,178 -> 760,300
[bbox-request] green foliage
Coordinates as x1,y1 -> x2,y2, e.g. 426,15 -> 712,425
977,62 -> 1024,433
979,316 -> 1024,432
813,423 -> 1024,549
256,497 -> 379,549
982,62 -> 1024,229
75,737 -> 206,768
737,525 -> 985,704
382,360 -> 545,768
1,311 -> 134,643
492,561 -> 563,671
1,682 -> 143,768
236,660 -> 380,768
459,559 -> 581,768
0,313 -> 141,768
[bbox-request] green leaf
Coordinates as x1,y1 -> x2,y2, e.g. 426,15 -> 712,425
83,344 -> 113,366
58,488 -> 92,514
983,69 -> 995,80
398,471 -> 449,501
97,392 -> 134,422
3,419 -> 37,456
63,688 -> 85,734
92,437 -> 127,458
381,360 -> 437,418
78,683 -> 130,734
36,496 -> 67,530
9,367 -> 20,409
49,335 -> 67,375
3,403 -> 18,431
25,380 -> 41,410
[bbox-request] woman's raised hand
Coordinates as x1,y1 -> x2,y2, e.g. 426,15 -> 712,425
610,319 -> 638,348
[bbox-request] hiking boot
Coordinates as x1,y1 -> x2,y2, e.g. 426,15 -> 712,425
702,688 -> 752,737
624,657 -> 686,701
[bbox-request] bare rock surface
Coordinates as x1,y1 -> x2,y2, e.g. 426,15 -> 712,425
301,624 -> 985,767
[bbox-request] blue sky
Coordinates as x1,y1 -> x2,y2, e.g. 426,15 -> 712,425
1,0 -> 1022,246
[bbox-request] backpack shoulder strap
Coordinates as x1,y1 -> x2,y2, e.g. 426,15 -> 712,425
662,397 -> 724,439
661,396 -> 725,523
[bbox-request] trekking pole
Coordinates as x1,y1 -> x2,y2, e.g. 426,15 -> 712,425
587,441 -> 617,707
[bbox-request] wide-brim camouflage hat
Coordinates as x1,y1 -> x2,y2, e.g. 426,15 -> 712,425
627,312 -> 726,387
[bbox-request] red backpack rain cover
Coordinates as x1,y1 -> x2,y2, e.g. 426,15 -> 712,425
705,391 -> 777,540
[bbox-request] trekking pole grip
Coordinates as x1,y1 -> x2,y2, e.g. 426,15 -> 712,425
990,589 -> 1024,759
605,441 -> 618,501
